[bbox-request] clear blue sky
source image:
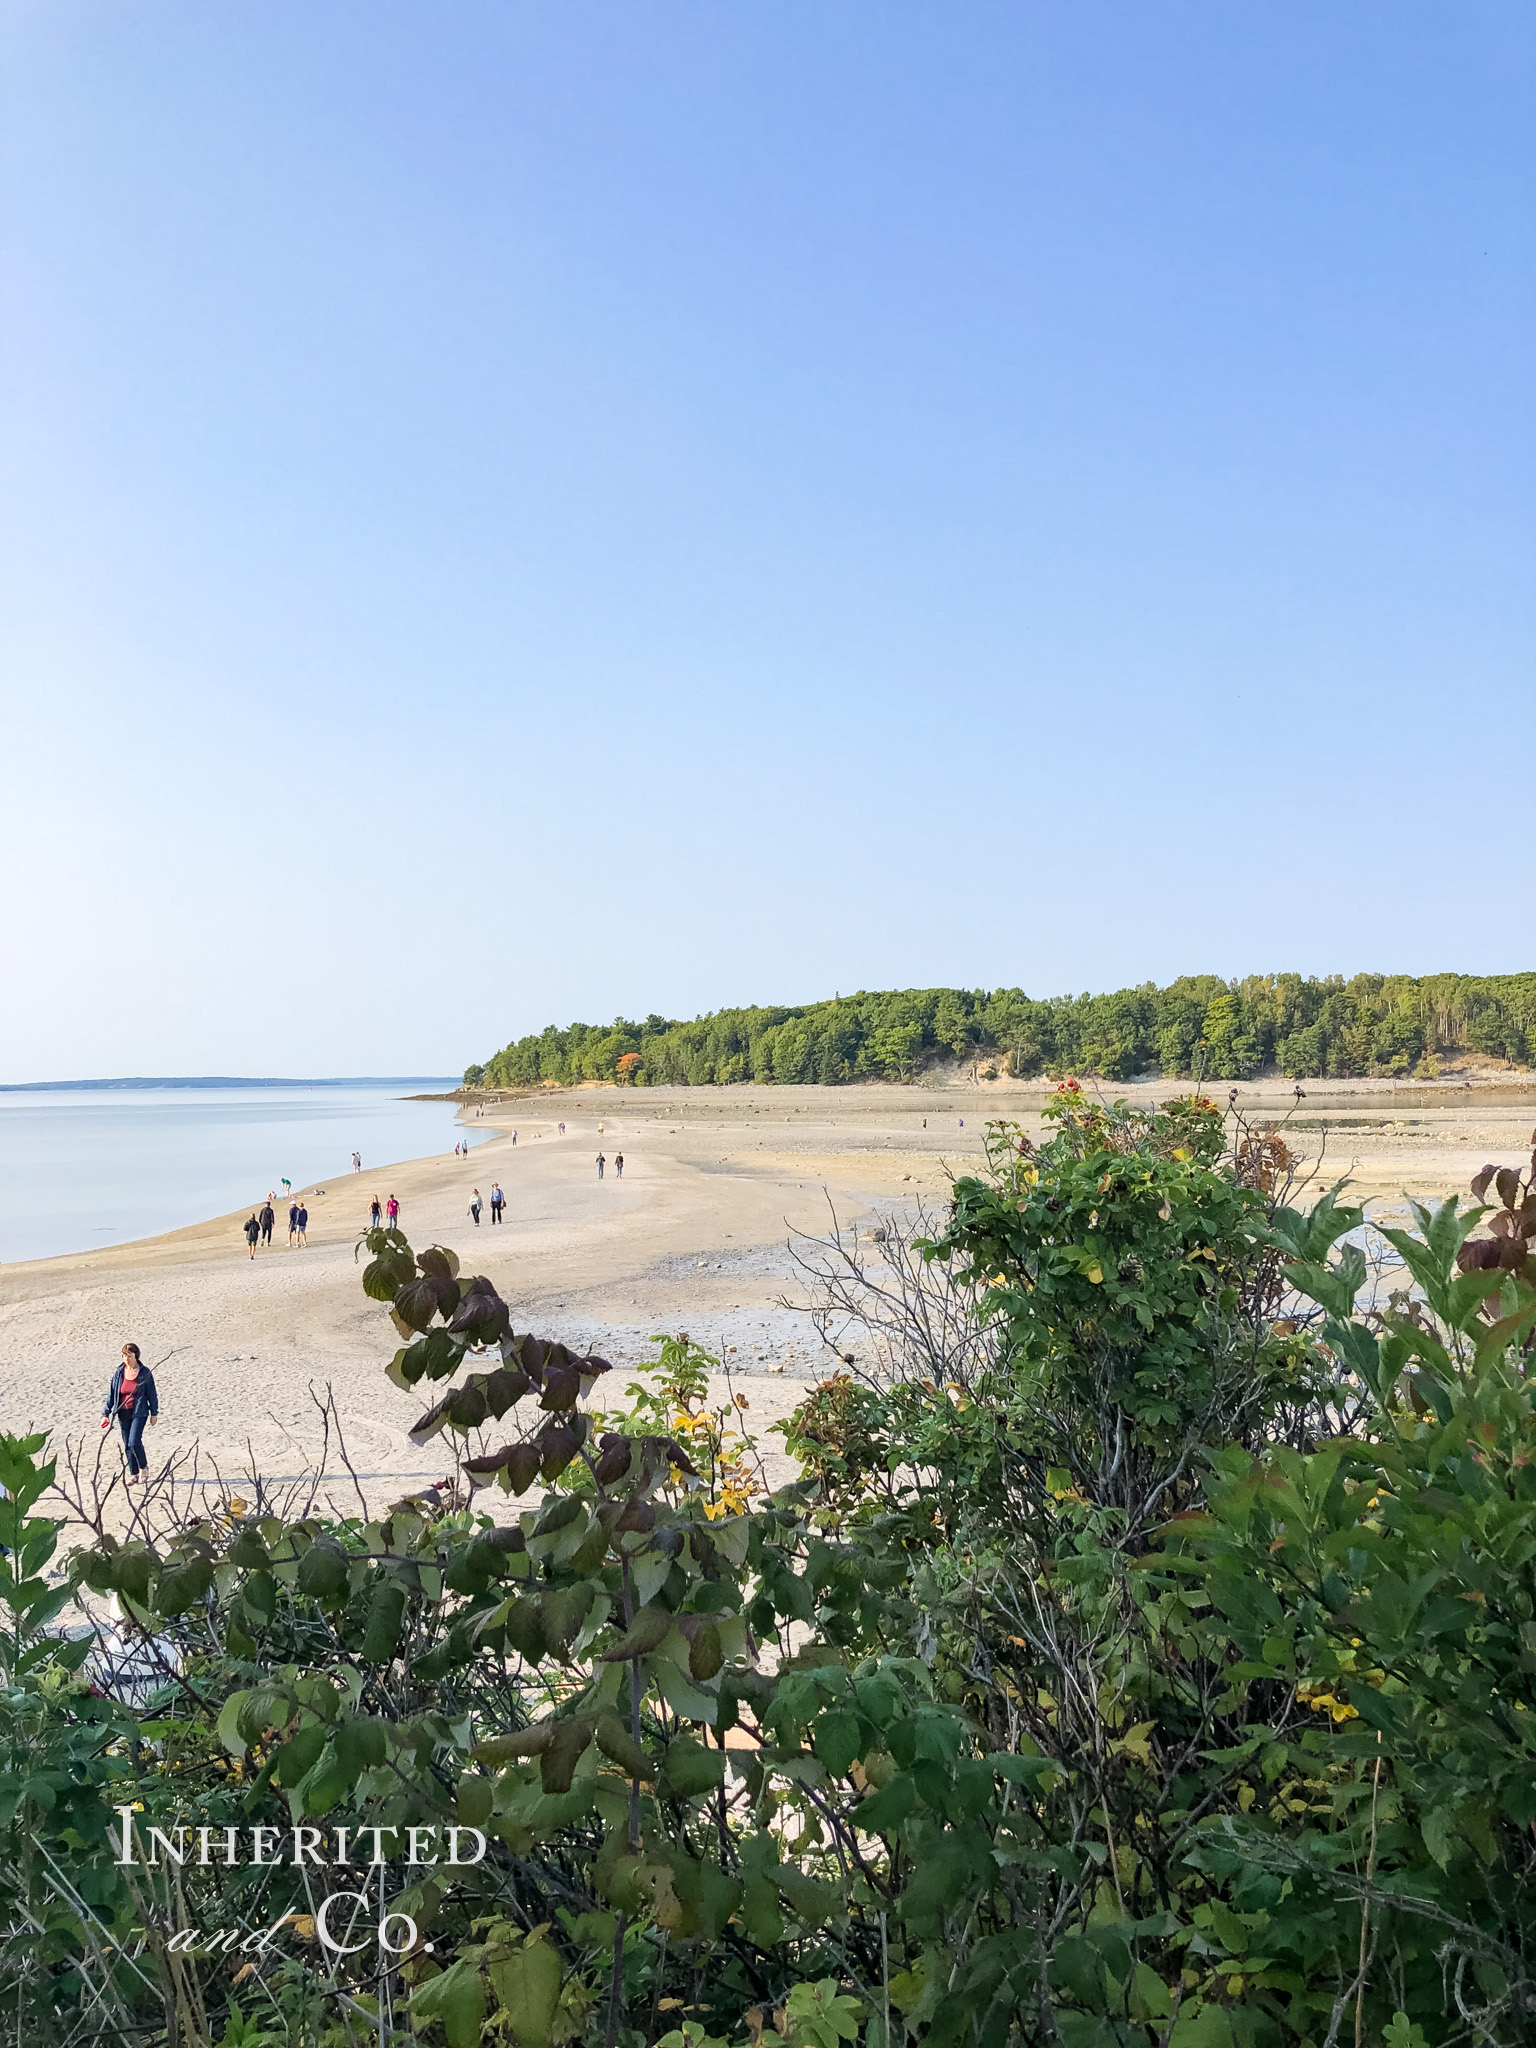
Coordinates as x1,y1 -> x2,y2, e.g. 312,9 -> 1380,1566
2,2 -> 1530,1081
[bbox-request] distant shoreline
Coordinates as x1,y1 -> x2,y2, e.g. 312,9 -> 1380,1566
0,1075 -> 460,1093
449,1067 -> 1536,1105
0,1084 -> 482,1266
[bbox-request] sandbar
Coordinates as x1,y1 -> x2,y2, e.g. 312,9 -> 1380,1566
2,1077 -> 1531,1519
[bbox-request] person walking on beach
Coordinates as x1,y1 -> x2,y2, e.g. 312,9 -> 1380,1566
557,1122 -> 565,1135
614,1153 -> 624,1179
353,1151 -> 362,1173
100,1343 -> 158,1484
288,1200 -> 300,1246
469,1188 -> 482,1225
490,1182 -> 504,1222
369,1195 -> 383,1229
243,1213 -> 260,1259
259,1199 -> 275,1247
595,1152 -> 606,1179
386,1194 -> 399,1227
295,1201 -> 309,1246
511,1130 -> 517,1145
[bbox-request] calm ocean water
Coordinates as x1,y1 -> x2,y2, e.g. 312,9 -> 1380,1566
0,1082 -> 489,1264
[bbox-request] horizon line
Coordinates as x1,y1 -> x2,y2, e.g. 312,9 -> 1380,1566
0,1074 -> 462,1092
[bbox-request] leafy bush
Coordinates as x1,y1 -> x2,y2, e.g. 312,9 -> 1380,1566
4,1110 -> 1534,2045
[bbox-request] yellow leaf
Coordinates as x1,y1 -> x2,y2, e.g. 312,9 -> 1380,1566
1113,1721 -> 1156,1766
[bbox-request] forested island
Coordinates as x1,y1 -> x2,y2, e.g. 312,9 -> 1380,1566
467,970 -> 1535,1089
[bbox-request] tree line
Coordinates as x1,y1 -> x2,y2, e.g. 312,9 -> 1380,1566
466,970 -> 1536,1089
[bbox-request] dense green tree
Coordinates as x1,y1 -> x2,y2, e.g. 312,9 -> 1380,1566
474,972 -> 1534,1090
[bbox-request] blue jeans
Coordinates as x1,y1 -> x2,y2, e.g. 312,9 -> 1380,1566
118,1405 -> 149,1474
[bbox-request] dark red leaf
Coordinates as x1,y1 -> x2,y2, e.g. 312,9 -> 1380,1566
540,1363 -> 580,1413
594,1438 -> 633,1486
539,1424 -> 579,1479
1456,1238 -> 1502,1272
504,1442 -> 543,1494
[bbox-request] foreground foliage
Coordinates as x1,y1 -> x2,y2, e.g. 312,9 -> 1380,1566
2,1095 -> 1533,2046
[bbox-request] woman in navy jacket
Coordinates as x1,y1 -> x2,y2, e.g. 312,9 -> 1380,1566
100,1343 -> 159,1482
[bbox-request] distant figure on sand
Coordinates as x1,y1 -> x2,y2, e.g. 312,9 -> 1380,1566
490,1183 -> 504,1222
100,1342 -> 158,1483
287,1201 -> 300,1246
558,1122 -> 565,1135
369,1196 -> 383,1229
511,1130 -> 517,1145
295,1202 -> 309,1245
243,1213 -> 260,1259
595,1153 -> 606,1179
614,1153 -> 624,1179
259,1200 -> 275,1247
386,1194 -> 399,1227
469,1188 -> 482,1225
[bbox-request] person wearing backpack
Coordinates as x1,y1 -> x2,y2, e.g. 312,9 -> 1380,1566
243,1213 -> 260,1259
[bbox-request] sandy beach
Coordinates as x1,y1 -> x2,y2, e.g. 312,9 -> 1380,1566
3,1077 -> 1533,1520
